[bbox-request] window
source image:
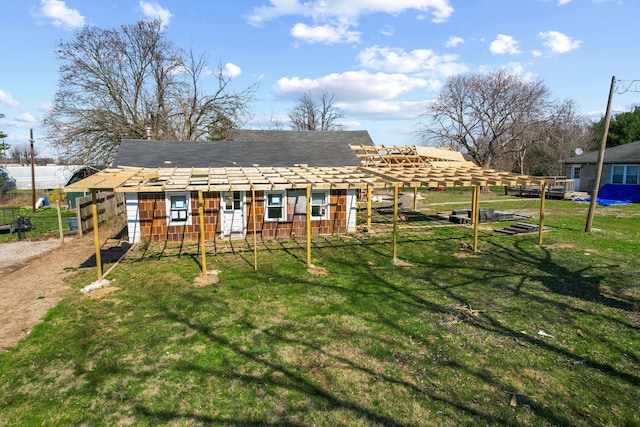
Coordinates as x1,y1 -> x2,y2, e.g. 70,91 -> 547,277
166,192 -> 192,225
265,191 -> 286,221
611,165 -> 639,185
311,191 -> 330,220
572,166 -> 581,179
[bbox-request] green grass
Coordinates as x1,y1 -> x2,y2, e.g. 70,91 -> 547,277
1,193 -> 639,426
0,192 -> 76,242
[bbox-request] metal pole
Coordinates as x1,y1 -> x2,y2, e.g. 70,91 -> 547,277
30,129 -> 36,213
585,76 -> 616,232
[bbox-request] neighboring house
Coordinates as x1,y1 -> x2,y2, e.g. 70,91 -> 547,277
112,130 -> 374,243
562,140 -> 640,192
64,166 -> 106,208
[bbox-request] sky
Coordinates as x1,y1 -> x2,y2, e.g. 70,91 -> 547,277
1,0 -> 640,159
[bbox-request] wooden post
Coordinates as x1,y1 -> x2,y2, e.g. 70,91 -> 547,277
586,76 -> 616,232
252,188 -> 258,271
30,129 -> 36,213
472,186 -> 480,252
413,187 -> 418,211
306,186 -> 312,267
366,184 -> 372,230
538,183 -> 547,246
76,205 -> 83,238
56,200 -> 64,245
393,185 -> 399,262
91,190 -> 102,280
198,190 -> 207,274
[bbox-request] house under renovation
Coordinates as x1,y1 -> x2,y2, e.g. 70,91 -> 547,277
65,130 -> 549,247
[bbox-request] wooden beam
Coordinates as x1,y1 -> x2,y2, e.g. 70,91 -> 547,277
393,185 -> 399,262
306,186 -> 312,267
252,188 -> 258,271
472,186 -> 480,252
366,184 -> 372,230
538,183 -> 547,246
91,190 -> 102,281
198,190 -> 207,275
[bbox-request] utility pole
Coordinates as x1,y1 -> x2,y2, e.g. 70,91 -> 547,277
585,76 -> 615,232
30,129 -> 36,213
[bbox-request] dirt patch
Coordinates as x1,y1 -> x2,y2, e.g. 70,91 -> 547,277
0,235 -> 107,352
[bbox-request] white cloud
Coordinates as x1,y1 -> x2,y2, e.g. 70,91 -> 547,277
445,36 -> 464,48
139,1 -> 173,26
15,113 -> 36,125
358,46 -> 467,77
247,0 -> 455,26
531,50 -> 543,57
489,34 -> 521,55
337,99 -> 433,120
223,63 -> 242,78
31,0 -> 85,29
557,0 -> 572,5
290,22 -> 361,44
0,89 -> 20,107
538,30 -> 581,53
380,25 -> 394,37
273,70 -> 432,102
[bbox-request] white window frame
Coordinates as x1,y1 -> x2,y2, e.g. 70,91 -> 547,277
265,191 -> 286,222
166,191 -> 192,226
310,190 -> 330,220
610,164 -> 639,185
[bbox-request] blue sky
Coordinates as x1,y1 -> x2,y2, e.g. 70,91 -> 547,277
1,0 -> 639,158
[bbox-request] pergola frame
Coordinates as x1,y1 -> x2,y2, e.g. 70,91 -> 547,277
65,146 -> 549,280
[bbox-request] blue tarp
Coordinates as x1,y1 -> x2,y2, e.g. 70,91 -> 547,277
575,184 -> 640,206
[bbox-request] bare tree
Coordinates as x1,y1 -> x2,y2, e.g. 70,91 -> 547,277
419,70 -> 572,170
288,91 -> 345,131
43,19 -> 256,165
9,144 -> 40,165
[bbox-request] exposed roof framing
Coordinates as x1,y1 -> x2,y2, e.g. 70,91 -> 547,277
350,144 -> 467,167
65,165 -> 384,193
65,163 -> 546,194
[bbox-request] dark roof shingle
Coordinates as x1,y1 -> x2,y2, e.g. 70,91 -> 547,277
113,130 -> 372,168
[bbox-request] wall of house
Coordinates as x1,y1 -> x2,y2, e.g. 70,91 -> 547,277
566,163 -> 639,192
127,189 -> 354,243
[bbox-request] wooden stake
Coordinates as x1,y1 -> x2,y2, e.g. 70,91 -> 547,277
252,188 -> 258,271
538,183 -> 547,246
366,184 -> 372,230
198,190 -> 207,274
413,187 -> 418,210
393,185 -> 399,262
306,186 -> 312,267
91,190 -> 102,280
56,200 -> 64,245
472,186 -> 480,252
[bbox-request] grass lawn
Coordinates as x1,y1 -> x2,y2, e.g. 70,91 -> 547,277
0,191 -> 76,242
1,192 -> 639,426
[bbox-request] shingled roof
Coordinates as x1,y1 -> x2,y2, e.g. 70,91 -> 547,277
562,140 -> 640,164
113,130 -> 373,168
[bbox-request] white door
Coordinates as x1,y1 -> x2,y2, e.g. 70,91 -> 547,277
221,191 -> 246,237
571,165 -> 581,192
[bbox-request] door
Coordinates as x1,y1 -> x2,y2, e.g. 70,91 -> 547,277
221,191 -> 246,237
571,165 -> 581,192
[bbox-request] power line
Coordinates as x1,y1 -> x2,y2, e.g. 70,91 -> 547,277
615,79 -> 640,95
